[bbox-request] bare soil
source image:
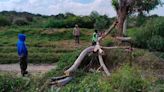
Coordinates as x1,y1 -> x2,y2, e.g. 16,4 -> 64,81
0,63 -> 57,75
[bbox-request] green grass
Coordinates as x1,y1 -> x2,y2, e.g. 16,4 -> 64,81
0,27 -> 93,64
0,26 -> 164,92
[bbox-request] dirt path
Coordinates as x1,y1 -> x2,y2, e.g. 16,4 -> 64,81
0,63 -> 57,74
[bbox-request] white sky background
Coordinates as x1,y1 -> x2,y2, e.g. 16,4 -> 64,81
0,0 -> 163,17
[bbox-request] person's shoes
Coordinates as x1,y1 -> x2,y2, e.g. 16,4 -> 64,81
24,71 -> 28,74
21,71 -> 28,77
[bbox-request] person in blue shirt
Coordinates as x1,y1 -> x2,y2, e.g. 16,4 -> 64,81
17,34 -> 28,76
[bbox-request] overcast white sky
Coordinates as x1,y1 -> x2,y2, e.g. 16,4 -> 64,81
0,0 -> 163,17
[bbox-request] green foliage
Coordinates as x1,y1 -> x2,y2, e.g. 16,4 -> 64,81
44,16 -> 95,28
110,64 -> 151,92
132,0 -> 161,13
44,18 -> 65,28
90,11 -> 110,31
94,16 -> 109,31
147,35 -> 164,51
150,79 -> 164,92
0,11 -> 113,28
112,0 -> 119,10
112,0 -> 161,14
127,17 -> 164,51
13,18 -> 29,25
103,39 -> 114,46
59,73 -> 113,92
0,27 -> 93,64
0,73 -> 27,92
57,51 -> 80,69
0,15 -> 11,26
135,14 -> 147,27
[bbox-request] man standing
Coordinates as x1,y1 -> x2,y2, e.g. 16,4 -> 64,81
17,34 -> 28,76
73,24 -> 80,44
92,30 -> 98,46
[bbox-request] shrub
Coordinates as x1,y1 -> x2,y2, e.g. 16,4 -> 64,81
110,64 -> 151,92
0,16 -> 11,26
127,17 -> 164,51
147,35 -> 164,51
44,18 -> 65,28
12,18 -> 29,25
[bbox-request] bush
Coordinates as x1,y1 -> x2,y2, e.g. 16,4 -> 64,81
0,16 -> 11,26
12,18 -> 29,25
127,17 -> 164,51
110,64 -> 151,92
147,35 -> 164,51
45,18 -> 65,28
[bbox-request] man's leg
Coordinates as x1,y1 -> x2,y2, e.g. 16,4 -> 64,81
77,36 -> 80,44
75,36 -> 78,44
74,36 -> 77,44
19,56 -> 28,76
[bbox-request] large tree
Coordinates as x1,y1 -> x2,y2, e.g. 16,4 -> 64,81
112,0 -> 162,36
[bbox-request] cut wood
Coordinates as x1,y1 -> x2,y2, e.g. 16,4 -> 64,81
102,46 -> 131,50
98,54 -> 110,76
51,75 -> 68,82
64,46 -> 95,76
116,37 -> 132,42
55,77 -> 73,86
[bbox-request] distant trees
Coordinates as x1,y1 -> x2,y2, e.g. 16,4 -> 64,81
0,16 -> 11,26
90,11 -> 110,31
44,12 -> 111,29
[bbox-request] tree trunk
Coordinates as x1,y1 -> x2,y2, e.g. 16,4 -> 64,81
116,8 -> 127,36
123,17 -> 127,35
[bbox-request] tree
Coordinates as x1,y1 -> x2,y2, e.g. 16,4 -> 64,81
90,11 -> 110,31
112,0 -> 162,36
94,16 -> 108,31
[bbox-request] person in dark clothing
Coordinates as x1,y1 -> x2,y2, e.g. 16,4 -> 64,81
17,34 -> 28,76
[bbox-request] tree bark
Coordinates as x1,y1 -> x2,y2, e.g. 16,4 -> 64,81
98,54 -> 110,76
116,7 -> 127,36
64,46 -> 95,76
123,17 -> 127,35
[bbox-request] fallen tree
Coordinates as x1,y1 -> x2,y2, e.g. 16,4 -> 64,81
50,20 -> 133,86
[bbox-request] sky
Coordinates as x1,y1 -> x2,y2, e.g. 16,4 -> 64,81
0,0 -> 163,17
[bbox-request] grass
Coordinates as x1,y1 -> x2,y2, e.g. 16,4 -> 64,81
0,27 -> 93,64
0,26 -> 164,92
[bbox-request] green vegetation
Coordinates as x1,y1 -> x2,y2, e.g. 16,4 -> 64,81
0,73 -> 27,92
0,27 -> 93,64
0,11 -> 164,92
127,17 -> 164,51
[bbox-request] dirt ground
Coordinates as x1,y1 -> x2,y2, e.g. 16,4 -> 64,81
0,63 -> 57,75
